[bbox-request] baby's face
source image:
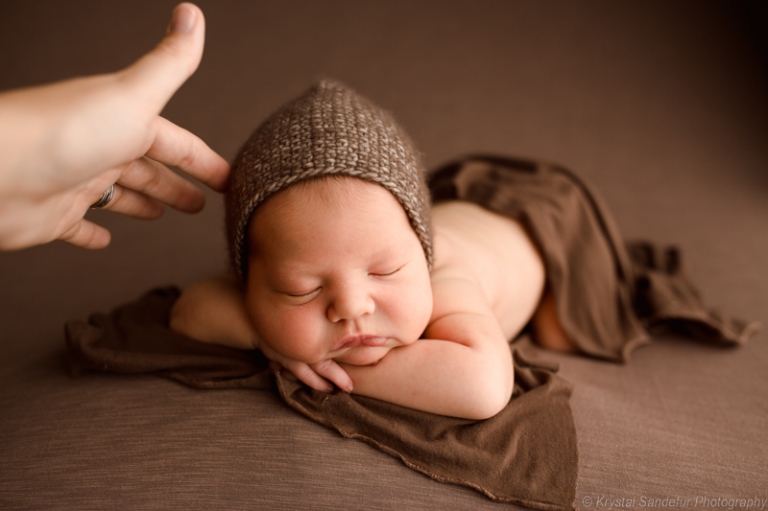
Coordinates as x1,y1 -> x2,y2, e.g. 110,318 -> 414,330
245,177 -> 433,367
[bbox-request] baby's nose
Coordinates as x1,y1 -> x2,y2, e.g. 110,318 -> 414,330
327,286 -> 375,322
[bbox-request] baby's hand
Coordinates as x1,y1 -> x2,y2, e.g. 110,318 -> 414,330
258,341 -> 353,394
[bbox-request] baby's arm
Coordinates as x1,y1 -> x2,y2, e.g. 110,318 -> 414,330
170,275 -> 515,420
170,275 -> 257,350
341,275 -> 514,420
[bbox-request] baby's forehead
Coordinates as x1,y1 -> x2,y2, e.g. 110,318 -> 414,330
246,175 -> 408,246
288,174 -> 381,200
252,175 -> 399,222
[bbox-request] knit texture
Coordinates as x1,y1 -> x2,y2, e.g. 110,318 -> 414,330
225,80 -> 433,281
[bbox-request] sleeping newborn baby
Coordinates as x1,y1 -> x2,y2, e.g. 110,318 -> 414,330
170,80 -> 571,420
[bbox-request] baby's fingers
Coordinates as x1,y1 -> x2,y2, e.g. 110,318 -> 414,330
311,359 -> 353,393
280,361 -> 334,393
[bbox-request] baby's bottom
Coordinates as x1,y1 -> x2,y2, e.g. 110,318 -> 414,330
531,288 -> 576,353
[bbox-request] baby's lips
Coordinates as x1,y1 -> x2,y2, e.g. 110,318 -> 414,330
360,336 -> 390,347
335,334 -> 388,350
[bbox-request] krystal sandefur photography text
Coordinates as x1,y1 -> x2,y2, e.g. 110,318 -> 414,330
581,495 -> 767,510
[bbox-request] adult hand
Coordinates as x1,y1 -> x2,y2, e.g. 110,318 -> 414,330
0,3 -> 229,250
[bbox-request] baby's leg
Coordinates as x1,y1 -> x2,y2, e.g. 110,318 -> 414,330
531,287 -> 576,353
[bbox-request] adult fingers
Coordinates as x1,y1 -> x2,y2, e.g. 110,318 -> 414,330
119,3 -> 205,114
58,218 -> 111,249
311,360 -> 354,393
99,184 -> 165,219
118,4 -> 230,193
117,155 -> 206,213
147,117 -> 229,193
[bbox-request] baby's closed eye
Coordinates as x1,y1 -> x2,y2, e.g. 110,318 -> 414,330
281,287 -> 322,303
369,264 -> 404,278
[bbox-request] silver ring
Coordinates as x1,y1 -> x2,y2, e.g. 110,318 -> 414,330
90,185 -> 115,209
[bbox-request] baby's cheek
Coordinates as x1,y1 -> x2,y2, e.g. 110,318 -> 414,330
266,309 -> 327,363
246,300 -> 294,355
413,272 -> 434,321
390,283 -> 433,343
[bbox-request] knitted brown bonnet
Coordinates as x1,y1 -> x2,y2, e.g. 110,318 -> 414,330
225,80 -> 433,282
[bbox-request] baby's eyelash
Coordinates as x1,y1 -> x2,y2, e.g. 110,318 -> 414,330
372,265 -> 403,277
285,288 -> 320,298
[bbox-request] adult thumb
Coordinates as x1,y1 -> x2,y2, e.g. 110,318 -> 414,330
119,3 -> 206,113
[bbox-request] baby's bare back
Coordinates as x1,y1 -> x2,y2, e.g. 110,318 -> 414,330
430,201 -> 546,340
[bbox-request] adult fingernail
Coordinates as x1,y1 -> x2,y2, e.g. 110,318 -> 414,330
167,3 -> 196,34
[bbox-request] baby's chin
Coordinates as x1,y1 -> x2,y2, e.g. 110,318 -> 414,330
333,345 -> 393,366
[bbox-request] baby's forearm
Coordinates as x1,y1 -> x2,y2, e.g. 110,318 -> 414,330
340,337 -> 513,420
170,276 -> 258,350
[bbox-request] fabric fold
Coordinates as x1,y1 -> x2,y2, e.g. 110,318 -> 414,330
65,287 -> 273,391
627,242 -> 761,343
276,348 -> 577,509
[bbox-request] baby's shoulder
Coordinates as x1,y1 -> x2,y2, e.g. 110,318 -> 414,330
429,201 -> 545,336
429,201 -> 520,305
430,200 -> 528,270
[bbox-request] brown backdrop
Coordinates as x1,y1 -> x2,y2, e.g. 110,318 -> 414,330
1,1 -> 767,509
